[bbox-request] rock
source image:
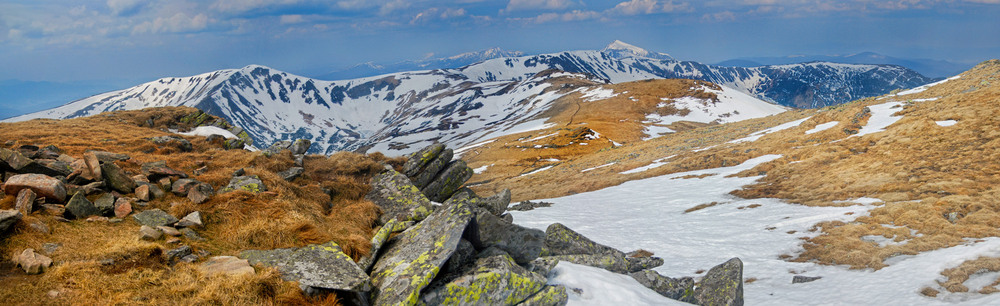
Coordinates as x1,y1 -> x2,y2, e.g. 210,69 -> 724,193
181,255 -> 199,263
289,139 -> 311,155
625,256 -> 665,273
0,210 -> 22,233
545,254 -> 629,274
293,154 -> 304,167
82,151 -> 102,179
544,223 -> 624,257
114,198 -> 133,218
93,193 -> 115,217
176,211 -> 203,228
29,221 -> 50,234
15,248 -> 53,275
278,167 -> 304,181
694,257 -> 744,306
792,275 -> 822,284
223,138 -> 245,150
139,225 -> 163,241
402,143 -> 445,177
65,191 -> 100,219
525,257 -> 560,276
199,256 -> 255,277
501,213 -> 513,223
171,178 -> 200,196
132,209 -> 178,227
422,160 -> 474,202
180,228 -> 205,241
509,200 -> 553,212
630,270 -> 696,303
220,175 -> 267,193
420,254 -> 549,306
442,239 -> 476,275
478,189 -> 511,216
101,162 -> 136,194
158,177 -> 172,190
165,245 -> 193,262
157,226 -> 182,236
147,184 -> 166,200
358,219 -> 405,272
241,241 -> 371,292
0,148 -> 33,171
187,182 -> 214,204
262,140 -> 292,156
140,161 -> 188,181
369,195 -> 476,305
131,174 -> 149,184
86,216 -> 109,222
42,243 -> 61,254
364,168 -> 433,225
517,285 -> 569,306
79,181 -> 104,194
476,209 -> 545,265
411,149 -> 454,190
86,150 -> 130,163
15,188 -> 36,215
41,204 -> 66,216
135,185 -> 150,201
150,136 -> 193,152
3,173 -> 67,203
33,159 -> 73,177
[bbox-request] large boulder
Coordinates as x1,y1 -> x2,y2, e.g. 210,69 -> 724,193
65,191 -> 100,219
544,254 -> 629,274
694,258 -> 744,306
364,168 -> 433,225
544,223 -> 624,257
517,285 -> 569,306
630,270 -> 696,303
289,139 -> 311,155
478,189 -> 511,216
240,241 -> 370,292
422,160 -> 474,202
420,254 -> 551,306
3,173 -> 67,203
402,143 -> 445,177
1,148 -> 66,177
0,210 -> 22,233
357,219 -> 409,272
82,151 -> 102,180
369,195 -> 476,305
101,162 -> 136,194
476,210 -> 545,265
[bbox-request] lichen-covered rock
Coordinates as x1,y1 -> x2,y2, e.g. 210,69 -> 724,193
65,191 -> 100,219
262,140 -> 292,157
525,257 -> 560,276
422,160 -> 474,202
3,173 -> 67,203
478,189 -> 511,216
402,143 -> 445,177
220,175 -> 267,193
516,285 -> 569,306
544,223 -> 624,257
240,241 -> 371,292
278,167 -> 304,181
101,162 -> 136,194
410,148 -> 453,189
630,269 -> 696,303
695,257 -> 744,306
364,168 -> 433,225
369,196 -> 475,305
0,209 -> 23,233
358,219 -> 408,272
625,256 -> 665,273
544,254 -> 629,274
132,209 -> 178,227
442,239 -> 476,275
223,138 -> 246,150
477,210 -> 544,265
93,193 -> 115,217
289,139 -> 311,155
421,254 -> 550,306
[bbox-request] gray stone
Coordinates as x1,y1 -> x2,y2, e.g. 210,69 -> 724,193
199,256 -> 255,277
171,178 -> 200,196
148,184 -> 166,200
402,143 -> 445,177
29,221 -> 50,234
0,209 -> 22,233
364,168 -> 433,225
140,161 -> 188,180
132,209 -> 178,227
421,254 -> 550,306
157,226 -> 182,236
165,245 -> 193,262
15,248 -> 52,275
479,189 -> 511,216
180,228 -> 205,241
289,139 -> 312,155
101,162 -> 136,194
630,269 -> 696,303
369,195 -> 476,305
220,175 -> 267,193
187,182 -> 214,204
278,167 -> 304,181
625,256 -> 665,273
262,140 -> 292,156
792,275 -> 822,284
517,285 -> 569,306
150,136 -> 193,152
65,191 -> 100,219
139,225 -> 163,241
223,138 -> 246,150
544,223 -> 624,257
477,209 -> 545,265
509,200 -> 554,212
442,239 -> 476,275
240,241 -> 371,292
422,159 -> 474,202
545,253 -> 629,274
176,211 -> 203,228
94,193 -> 115,217
87,150 -> 130,163
15,188 -> 36,216
3,173 -> 67,203
525,257 -> 560,276
410,148 -> 453,189
358,219 -> 407,272
694,257 -> 744,306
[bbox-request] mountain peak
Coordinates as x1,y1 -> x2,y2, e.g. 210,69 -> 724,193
601,40 -> 672,60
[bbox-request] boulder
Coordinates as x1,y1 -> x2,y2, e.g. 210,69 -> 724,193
240,241 -> 371,292
358,219 -> 407,272
87,150 -> 130,163
15,248 -> 53,275
630,270 -> 696,303
792,275 -> 822,284
625,256 -> 665,273
171,178 -> 200,196
180,228 -> 204,241
262,140 -> 292,156
114,198 -> 133,218
509,200 -> 553,212
187,182 -> 214,204
410,149 -> 454,190
65,191 -> 100,219
199,256 -> 255,277
135,184 -> 150,201
220,175 -> 267,193
0,148 -> 33,171
132,209 -> 178,227
165,245 -> 193,262
0,210 -> 23,233
364,168 -> 433,225
369,195 -> 475,305
442,239 -> 476,275
15,188 -> 36,215
150,136 -> 193,152
223,138 -> 245,150
544,223 -> 624,257
422,160 -> 474,202
402,143 -> 445,177
517,285 -> 569,306
421,254 -> 550,306
93,193 -> 115,217
289,139 -> 311,155
545,254 -> 629,274
82,151 -> 102,179
478,189 -> 511,216
3,173 -> 67,203
278,167 -> 304,181
32,160 -> 73,177
476,210 -> 545,265
694,258 -> 744,306
140,161 -> 188,181
525,257 -> 560,276
139,225 -> 163,241
101,162 -> 136,194
176,211 -> 203,228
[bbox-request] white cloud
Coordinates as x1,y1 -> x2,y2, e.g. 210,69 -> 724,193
609,0 -> 690,15
213,0 -> 298,14
514,9 -> 600,23
280,14 -> 305,24
107,0 -> 145,16
411,8 -> 467,24
702,10 -> 736,21
505,0 -> 577,12
133,12 -> 210,34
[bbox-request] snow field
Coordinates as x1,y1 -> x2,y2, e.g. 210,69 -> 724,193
805,121 -> 839,134
851,102 -> 904,138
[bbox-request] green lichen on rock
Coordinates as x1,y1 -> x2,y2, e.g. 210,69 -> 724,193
630,269 -> 696,303
359,219 -> 409,272
516,285 -> 568,306
694,257 -> 744,306
369,196 -> 475,305
402,143 -> 445,177
422,160 -> 474,202
220,175 -> 267,193
421,254 -> 550,306
365,168 -> 434,225
239,241 -> 371,292
409,148 -> 453,189
476,210 -> 544,265
544,223 -> 624,257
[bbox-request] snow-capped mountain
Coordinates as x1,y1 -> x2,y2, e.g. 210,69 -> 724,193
317,47 -> 525,80
601,40 -> 673,61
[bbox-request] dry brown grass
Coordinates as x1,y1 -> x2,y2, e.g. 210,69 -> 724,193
0,107 -> 389,304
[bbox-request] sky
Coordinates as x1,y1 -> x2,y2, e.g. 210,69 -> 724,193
1,0 -> 999,116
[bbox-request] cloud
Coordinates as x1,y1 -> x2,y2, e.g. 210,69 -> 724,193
702,10 -> 736,22
132,12 -> 211,34
504,0 -> 577,12
609,0 -> 690,15
107,0 -> 145,16
410,8 -> 467,24
280,14 -> 305,24
964,0 -> 1000,3
512,9 -> 600,24
212,0 -> 300,14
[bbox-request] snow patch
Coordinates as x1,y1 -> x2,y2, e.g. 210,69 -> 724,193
472,164 -> 491,174
936,120 -> 958,127
581,162 -> 615,173
852,102 -> 904,138
548,262 -> 687,305
520,165 -> 554,177
730,117 -> 811,143
896,75 -> 962,96
176,126 -> 238,139
580,87 -> 619,102
805,121 -> 839,134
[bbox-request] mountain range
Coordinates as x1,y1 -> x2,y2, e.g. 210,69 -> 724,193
715,52 -> 972,78
316,47 -> 526,81
4,41 -> 935,156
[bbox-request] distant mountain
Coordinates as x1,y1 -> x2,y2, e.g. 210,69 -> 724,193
601,40 -> 673,61
715,52 -> 972,78
317,47 -> 524,80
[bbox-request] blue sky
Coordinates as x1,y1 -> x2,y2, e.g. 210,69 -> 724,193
1,0 -> 999,116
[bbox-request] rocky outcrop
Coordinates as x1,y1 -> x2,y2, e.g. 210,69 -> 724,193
544,223 -> 623,257
420,254 -> 549,306
289,139 -> 311,155
694,258 -> 744,306
476,209 -> 544,265
240,241 -> 370,292
364,168 -> 433,225
630,270 -> 696,303
478,189 -> 511,216
3,173 -> 67,203
423,160 -> 474,202
101,162 -> 136,194
401,144 -> 474,202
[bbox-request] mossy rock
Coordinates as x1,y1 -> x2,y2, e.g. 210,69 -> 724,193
694,257 -> 744,306
420,254 -> 552,306
364,168 -> 433,225
240,241 -> 371,292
